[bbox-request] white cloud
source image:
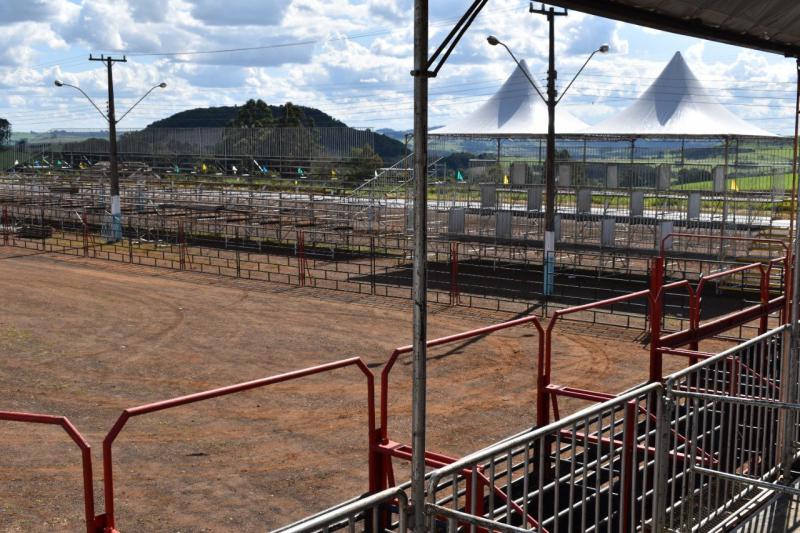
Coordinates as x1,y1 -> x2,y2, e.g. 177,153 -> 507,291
0,0 -> 794,135
188,0 -> 289,26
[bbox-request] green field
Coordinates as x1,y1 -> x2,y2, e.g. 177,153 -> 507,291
673,172 -> 795,192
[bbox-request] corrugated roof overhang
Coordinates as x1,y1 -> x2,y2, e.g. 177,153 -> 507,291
546,0 -> 800,58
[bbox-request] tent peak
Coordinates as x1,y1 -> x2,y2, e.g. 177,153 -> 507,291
583,50 -> 776,137
431,57 -> 588,136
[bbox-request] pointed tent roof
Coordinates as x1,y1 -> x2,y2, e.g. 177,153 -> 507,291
431,59 -> 589,136
585,52 -> 775,137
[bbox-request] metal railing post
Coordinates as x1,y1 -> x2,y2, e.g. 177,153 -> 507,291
652,383 -> 672,532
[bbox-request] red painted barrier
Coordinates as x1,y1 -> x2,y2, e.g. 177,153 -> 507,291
539,236 -> 790,428
100,358 -> 375,532
376,315 -> 544,492
0,411 -> 99,533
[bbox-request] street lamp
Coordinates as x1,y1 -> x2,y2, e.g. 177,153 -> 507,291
487,36 -> 608,296
54,79 -> 167,242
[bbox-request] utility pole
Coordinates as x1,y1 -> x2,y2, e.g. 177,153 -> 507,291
530,3 -> 567,296
55,60 -> 165,243
90,54 -> 127,241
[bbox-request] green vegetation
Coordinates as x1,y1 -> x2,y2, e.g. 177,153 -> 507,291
0,118 -> 10,146
142,100 -> 404,161
673,172 -> 795,192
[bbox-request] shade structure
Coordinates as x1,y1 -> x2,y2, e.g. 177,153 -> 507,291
546,0 -> 800,58
431,59 -> 589,136
584,52 -> 776,137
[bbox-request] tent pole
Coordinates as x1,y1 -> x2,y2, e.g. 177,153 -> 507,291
680,138 -> 685,166
496,138 -> 501,178
719,136 -> 729,261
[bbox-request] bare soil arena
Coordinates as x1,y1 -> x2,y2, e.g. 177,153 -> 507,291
0,249 -> 722,531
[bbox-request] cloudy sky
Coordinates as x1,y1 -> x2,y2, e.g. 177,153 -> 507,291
0,0 -> 797,134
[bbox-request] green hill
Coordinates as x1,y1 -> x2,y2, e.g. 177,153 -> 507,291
145,103 -> 404,161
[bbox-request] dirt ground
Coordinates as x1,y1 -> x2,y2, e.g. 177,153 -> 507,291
0,248 -> 719,532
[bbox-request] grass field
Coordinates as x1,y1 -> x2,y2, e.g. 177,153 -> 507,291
673,172 -> 796,192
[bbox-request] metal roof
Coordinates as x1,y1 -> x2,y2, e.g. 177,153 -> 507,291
584,51 -> 776,137
431,59 -> 588,136
547,0 -> 800,58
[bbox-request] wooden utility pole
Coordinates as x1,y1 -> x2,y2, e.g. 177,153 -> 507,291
90,54 -> 127,241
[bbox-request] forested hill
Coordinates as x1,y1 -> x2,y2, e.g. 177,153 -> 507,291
144,104 -> 405,161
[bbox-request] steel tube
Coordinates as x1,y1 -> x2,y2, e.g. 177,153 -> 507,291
101,357 -> 375,530
379,316 -> 543,440
411,0 -> 429,527
693,466 -> 800,497
0,411 -> 96,533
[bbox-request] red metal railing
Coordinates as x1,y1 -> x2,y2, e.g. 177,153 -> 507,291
99,358 -> 375,532
539,235 -> 790,427
0,411 -> 98,533
375,315 -> 543,493
537,275 -> 690,427
379,315 -> 544,442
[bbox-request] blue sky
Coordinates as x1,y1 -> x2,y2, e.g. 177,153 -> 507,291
0,0 -> 796,134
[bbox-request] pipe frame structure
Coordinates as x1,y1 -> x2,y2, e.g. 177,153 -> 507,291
536,234 -> 792,431
99,358 -> 376,532
0,411 -> 97,533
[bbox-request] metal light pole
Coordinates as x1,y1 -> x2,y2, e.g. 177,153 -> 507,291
405,0 -> 492,525
411,0 -> 429,528
55,71 -> 166,242
487,31 -> 607,296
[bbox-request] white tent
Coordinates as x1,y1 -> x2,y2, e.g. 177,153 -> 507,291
431,59 -> 589,136
584,52 -> 776,137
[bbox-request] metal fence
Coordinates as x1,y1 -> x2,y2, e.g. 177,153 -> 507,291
281,324 -> 799,532
424,383 -> 663,533
661,325 -> 793,531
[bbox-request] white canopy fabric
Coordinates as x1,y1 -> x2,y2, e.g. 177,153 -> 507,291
431,59 -> 589,136
584,52 -> 776,137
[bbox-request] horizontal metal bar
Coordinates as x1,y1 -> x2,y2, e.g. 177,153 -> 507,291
427,382 -> 662,482
277,487 -> 408,533
665,325 -> 788,382
425,503 -> 536,532
692,467 -> 800,497
671,390 -> 800,411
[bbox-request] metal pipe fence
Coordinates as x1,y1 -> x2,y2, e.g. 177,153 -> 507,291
100,357 -> 376,532
413,324 -> 797,533
1,214 -> 783,345
424,383 -> 664,533
0,411 -> 97,533
662,325 -> 793,530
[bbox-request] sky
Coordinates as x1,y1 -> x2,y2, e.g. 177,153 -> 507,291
0,0 -> 797,134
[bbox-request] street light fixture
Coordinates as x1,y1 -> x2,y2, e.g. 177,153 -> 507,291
54,78 -> 167,241
487,35 -> 608,296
